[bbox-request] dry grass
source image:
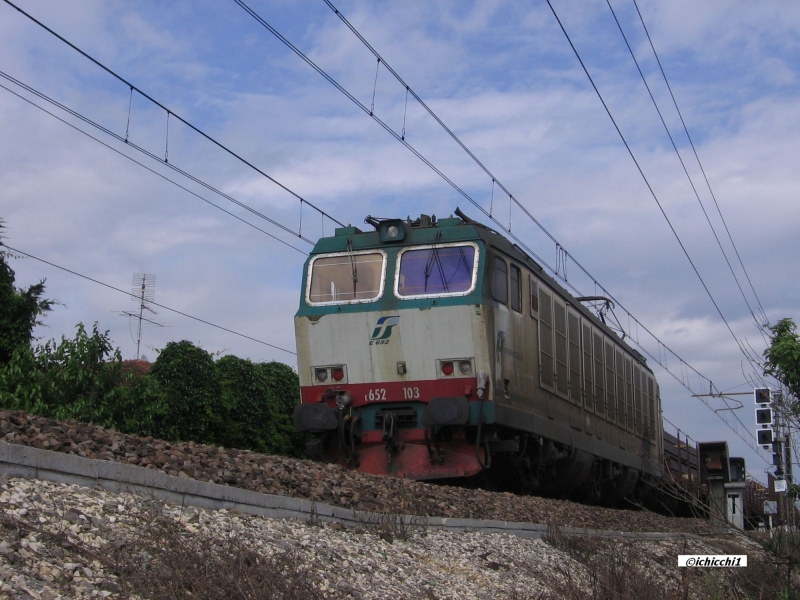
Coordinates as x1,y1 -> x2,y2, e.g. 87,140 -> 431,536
351,506 -> 428,543
539,523 -> 794,600
104,500 -> 333,599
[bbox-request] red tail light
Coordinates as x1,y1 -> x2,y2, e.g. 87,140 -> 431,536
441,362 -> 454,376
332,368 -> 344,381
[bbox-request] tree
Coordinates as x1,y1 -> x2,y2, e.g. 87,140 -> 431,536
0,219 -> 54,365
763,318 -> 800,414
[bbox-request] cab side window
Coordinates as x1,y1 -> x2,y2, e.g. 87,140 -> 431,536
491,257 -> 508,304
510,264 -> 522,312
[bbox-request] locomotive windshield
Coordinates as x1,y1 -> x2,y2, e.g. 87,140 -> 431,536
307,251 -> 386,304
396,243 -> 478,298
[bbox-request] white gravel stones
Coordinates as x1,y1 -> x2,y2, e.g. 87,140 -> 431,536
0,476 -> 760,599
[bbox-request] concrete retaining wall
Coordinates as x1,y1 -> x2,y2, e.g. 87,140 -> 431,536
0,441 -> 699,540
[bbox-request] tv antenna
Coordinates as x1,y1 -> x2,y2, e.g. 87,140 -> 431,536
118,273 -> 165,359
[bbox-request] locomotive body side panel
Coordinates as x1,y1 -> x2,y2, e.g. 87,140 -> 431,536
472,232 -> 663,479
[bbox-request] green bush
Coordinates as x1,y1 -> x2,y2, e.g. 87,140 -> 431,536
111,372 -> 171,439
217,355 -> 289,454
149,340 -> 220,445
145,341 -> 303,455
0,329 -> 303,456
0,322 -> 123,424
258,360 -> 307,457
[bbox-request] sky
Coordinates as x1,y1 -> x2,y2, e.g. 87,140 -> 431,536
1,0 -> 799,484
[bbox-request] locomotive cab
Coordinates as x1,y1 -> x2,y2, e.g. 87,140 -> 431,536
294,213 -> 490,479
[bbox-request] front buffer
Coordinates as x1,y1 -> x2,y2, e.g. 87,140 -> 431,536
293,376 -> 489,480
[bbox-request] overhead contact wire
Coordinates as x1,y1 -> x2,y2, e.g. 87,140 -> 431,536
543,0 -> 758,376
2,0 -> 344,231
631,0 -> 769,328
0,72 -> 309,254
605,0 -> 765,338
546,0 -> 769,434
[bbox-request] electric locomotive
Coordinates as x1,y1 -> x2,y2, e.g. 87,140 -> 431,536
293,210 -> 663,500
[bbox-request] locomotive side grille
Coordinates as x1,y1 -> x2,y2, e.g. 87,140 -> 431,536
374,408 -> 417,429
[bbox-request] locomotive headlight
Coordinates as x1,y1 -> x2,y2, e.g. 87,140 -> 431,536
459,361 -> 472,375
379,220 -> 405,242
315,369 -> 328,383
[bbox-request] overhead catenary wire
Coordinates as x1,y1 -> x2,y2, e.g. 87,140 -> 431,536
630,0 -> 770,329
2,0 -> 344,233
544,1 -> 774,430
604,0 -> 768,340
0,66 -> 315,247
543,0 -> 762,382
231,0 -> 766,453
0,76 -> 309,256
2,245 -> 297,357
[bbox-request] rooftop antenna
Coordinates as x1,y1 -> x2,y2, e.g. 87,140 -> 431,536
118,273 -> 164,360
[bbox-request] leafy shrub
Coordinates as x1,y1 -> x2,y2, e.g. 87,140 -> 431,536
145,341 -> 303,455
257,360 -> 307,457
149,340 -> 220,444
0,329 -> 303,456
217,355 -> 290,454
0,322 -> 123,424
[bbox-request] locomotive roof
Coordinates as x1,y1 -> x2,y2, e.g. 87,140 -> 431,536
310,210 -> 651,371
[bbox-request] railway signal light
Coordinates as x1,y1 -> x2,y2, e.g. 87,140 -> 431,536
757,428 -> 774,446
754,388 -> 771,405
755,407 -> 773,425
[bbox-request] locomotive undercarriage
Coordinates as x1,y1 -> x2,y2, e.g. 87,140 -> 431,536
303,410 -> 642,505
475,429 -> 641,505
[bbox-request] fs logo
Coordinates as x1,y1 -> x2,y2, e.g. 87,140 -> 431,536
370,316 -> 400,345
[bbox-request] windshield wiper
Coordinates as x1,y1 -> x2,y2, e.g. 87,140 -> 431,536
346,238 -> 358,298
423,231 -> 448,293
